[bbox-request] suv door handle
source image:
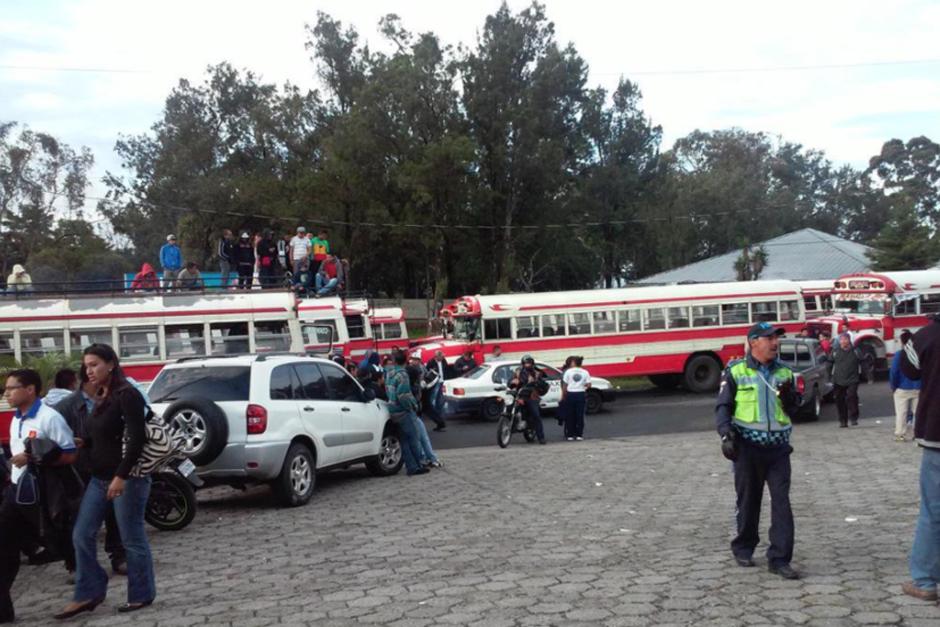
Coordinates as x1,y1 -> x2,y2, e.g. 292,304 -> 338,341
303,406 -> 315,412
341,407 -> 351,412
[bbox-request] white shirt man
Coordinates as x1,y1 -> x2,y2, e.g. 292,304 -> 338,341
562,367 -> 592,393
9,398 -> 76,485
290,228 -> 312,263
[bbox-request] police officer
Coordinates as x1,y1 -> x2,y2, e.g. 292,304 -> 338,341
716,322 -> 802,579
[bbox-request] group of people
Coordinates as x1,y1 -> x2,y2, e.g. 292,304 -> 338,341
1,345 -> 157,623
716,315 -> 940,604
129,226 -> 349,295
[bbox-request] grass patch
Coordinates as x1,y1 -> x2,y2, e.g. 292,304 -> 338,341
606,376 -> 654,391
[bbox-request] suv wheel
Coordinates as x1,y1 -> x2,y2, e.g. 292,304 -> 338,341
164,399 -> 229,466
272,443 -> 315,507
366,427 -> 404,476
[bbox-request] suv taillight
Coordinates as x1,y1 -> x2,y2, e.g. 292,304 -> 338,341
795,376 -> 805,395
247,404 -> 268,434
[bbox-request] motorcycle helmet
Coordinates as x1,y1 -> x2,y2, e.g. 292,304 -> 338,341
521,354 -> 534,366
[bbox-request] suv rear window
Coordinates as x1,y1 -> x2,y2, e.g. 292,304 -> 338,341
149,366 -> 251,403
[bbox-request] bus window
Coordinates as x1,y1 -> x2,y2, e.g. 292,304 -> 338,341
255,321 -> 292,352
484,318 -> 512,340
382,323 -> 403,340
69,329 -> 113,355
618,310 -> 641,332
516,316 -> 540,338
165,325 -> 206,359
895,298 -> 917,315
921,294 -> 940,314
644,308 -> 666,330
667,307 -> 690,329
751,302 -> 778,322
802,295 -> 818,312
692,305 -> 719,327
118,327 -> 159,360
721,303 -> 749,325
779,300 -> 801,321
592,311 -> 616,334
302,324 -> 334,348
210,322 -> 250,355
541,314 -> 565,337
0,333 -> 13,360
345,315 -> 366,339
453,317 -> 480,341
21,331 -> 65,359
568,313 -> 590,335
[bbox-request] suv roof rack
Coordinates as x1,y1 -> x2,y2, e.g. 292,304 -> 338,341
175,354 -> 246,363
254,351 -> 313,362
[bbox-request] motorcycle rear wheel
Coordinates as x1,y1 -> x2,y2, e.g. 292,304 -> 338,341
145,472 -> 197,531
497,416 -> 513,448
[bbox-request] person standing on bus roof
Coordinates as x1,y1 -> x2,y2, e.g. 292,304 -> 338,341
4,265 -> 32,294
310,229 -> 330,275
257,229 -> 278,289
159,235 -> 182,291
217,229 -> 234,289
289,227 -> 312,291
716,321 -> 802,579
235,232 -> 255,290
829,333 -> 862,427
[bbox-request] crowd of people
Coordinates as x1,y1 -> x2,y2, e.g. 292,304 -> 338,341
1,345 -> 156,623
128,227 -> 350,295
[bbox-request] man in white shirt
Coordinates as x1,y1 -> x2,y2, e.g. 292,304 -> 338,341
561,357 -> 592,441
289,226 -> 313,290
1,369 -> 77,623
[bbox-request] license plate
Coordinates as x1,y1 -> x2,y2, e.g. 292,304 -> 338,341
177,458 -> 197,476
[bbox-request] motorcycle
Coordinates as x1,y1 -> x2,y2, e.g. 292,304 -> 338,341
145,456 -> 202,532
496,385 -> 538,448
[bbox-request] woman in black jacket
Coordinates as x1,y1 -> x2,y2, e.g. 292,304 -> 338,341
55,344 -> 155,619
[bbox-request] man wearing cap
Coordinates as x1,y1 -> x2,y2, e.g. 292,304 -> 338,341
159,234 -> 182,290
716,322 -> 802,579
289,227 -> 312,291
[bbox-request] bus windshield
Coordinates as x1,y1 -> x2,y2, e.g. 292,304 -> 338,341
452,316 -> 480,341
833,297 -> 889,315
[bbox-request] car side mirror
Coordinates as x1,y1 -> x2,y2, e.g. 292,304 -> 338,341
363,388 -> 376,401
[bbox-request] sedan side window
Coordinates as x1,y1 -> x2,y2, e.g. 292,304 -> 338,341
493,366 -> 512,384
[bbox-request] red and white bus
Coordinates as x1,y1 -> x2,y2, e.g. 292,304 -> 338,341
295,299 -> 407,361
408,280 -> 808,392
806,270 -> 940,368
797,280 -> 834,319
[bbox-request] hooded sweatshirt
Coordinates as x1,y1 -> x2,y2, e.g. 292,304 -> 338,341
6,264 -> 32,291
131,263 -> 159,291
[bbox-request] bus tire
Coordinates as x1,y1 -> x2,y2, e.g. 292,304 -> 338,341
164,399 -> 229,466
648,374 -> 681,390
683,355 -> 722,393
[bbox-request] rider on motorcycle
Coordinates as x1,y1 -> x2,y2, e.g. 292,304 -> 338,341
510,355 -> 547,444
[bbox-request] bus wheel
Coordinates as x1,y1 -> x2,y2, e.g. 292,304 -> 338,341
683,355 -> 722,393
648,374 -> 681,390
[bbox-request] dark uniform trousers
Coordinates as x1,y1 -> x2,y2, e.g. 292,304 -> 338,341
732,440 -> 794,568
0,486 -> 36,623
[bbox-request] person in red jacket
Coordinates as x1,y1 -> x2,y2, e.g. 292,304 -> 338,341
314,254 -> 338,297
129,263 -> 159,292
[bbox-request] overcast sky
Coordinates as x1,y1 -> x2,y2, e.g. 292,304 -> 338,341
2,0 -> 940,216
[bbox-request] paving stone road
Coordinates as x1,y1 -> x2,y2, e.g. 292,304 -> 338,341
11,415 -> 940,626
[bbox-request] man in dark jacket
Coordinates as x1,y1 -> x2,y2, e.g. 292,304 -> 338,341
235,232 -> 256,289
829,333 -> 862,427
217,229 -> 235,289
454,349 -> 478,377
900,315 -> 940,602
53,378 -> 126,575
257,229 -> 278,288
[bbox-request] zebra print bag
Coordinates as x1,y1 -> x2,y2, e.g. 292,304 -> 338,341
123,409 -> 187,477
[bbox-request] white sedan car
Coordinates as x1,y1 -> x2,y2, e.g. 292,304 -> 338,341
441,359 -> 617,421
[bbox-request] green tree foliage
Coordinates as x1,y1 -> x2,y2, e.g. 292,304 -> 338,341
868,202 -> 939,270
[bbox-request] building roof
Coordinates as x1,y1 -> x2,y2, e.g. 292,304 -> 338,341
639,228 -> 873,284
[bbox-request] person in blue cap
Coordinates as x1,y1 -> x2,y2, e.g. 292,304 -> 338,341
715,321 -> 802,579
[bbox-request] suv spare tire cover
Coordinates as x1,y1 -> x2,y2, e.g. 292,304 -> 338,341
163,398 -> 229,466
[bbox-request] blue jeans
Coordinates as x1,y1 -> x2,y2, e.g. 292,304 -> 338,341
73,477 -> 155,604
412,415 -> 438,464
395,411 -> 424,474
315,274 -> 338,296
911,448 -> 940,590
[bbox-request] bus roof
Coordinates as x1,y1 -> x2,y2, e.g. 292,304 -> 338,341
446,280 -> 802,316
0,290 -> 297,325
370,307 -> 404,323
835,270 -> 940,293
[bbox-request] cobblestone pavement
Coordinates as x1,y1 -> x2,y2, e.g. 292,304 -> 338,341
12,415 -> 940,626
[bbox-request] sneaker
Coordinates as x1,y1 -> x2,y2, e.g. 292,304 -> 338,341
566,437 -> 574,441
407,467 -> 430,476
901,581 -> 938,601
768,564 -> 800,580
575,436 -> 583,441
895,434 -> 906,442
538,439 -> 546,445
430,460 -> 443,468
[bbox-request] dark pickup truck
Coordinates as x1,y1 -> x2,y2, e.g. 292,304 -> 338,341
778,338 -> 833,421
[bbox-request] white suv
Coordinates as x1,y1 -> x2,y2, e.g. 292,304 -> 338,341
148,354 -> 403,506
